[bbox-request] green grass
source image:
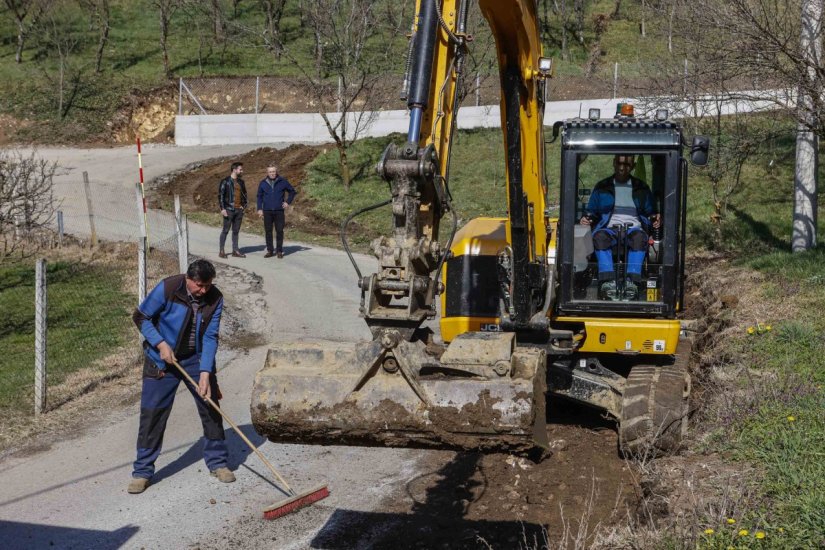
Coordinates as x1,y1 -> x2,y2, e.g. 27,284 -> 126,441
0,260 -> 134,416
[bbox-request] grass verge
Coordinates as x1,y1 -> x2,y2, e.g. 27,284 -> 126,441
0,248 -> 135,419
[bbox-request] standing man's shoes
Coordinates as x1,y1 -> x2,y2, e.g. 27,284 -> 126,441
210,467 -> 236,483
218,251 -> 227,259
277,252 -> 284,259
264,251 -> 275,258
231,251 -> 246,258
127,477 -> 150,494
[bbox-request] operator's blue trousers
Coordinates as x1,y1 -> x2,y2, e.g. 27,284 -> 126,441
592,226 -> 648,281
132,355 -> 228,479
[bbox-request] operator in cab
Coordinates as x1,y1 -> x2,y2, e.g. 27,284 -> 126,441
579,154 -> 660,301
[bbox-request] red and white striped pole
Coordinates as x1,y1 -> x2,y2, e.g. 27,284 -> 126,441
136,136 -> 149,244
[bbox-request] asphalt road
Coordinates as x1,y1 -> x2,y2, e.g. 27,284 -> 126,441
0,144 -> 442,550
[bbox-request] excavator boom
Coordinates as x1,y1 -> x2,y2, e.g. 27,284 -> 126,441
251,0 -> 553,452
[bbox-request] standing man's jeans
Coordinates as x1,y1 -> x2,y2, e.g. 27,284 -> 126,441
263,210 -> 286,254
132,355 -> 228,479
219,209 -> 244,253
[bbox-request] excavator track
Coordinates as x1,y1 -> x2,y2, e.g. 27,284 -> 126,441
619,340 -> 692,457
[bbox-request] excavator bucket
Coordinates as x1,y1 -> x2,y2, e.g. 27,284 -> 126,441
251,332 -> 549,454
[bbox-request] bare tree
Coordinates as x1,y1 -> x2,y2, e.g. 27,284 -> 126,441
259,0 -> 288,58
277,0 -> 404,189
654,0 -> 824,250
3,0 -> 53,63
0,150 -> 57,263
152,0 -> 180,78
77,0 -> 110,73
210,0 -> 226,41
38,7 -> 86,119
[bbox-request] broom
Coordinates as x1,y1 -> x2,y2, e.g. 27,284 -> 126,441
170,360 -> 330,519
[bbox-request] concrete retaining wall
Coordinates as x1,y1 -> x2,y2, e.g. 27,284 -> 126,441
175,93 -> 784,146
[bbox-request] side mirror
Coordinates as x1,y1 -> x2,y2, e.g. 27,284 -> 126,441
690,135 -> 710,166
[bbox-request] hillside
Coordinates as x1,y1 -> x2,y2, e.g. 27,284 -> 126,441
0,0 -> 676,144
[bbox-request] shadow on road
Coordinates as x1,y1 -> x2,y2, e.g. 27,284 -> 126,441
0,520 -> 139,550
310,453 -> 546,549
152,423 -> 266,483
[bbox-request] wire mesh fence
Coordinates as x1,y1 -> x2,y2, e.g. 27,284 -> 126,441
177,64 -> 689,117
0,172 -> 187,421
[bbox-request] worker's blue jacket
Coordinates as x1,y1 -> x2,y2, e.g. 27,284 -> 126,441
132,274 -> 223,373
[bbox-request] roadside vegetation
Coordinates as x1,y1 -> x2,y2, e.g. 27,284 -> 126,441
0,245 -> 135,431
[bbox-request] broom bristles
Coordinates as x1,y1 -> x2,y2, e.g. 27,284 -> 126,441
262,484 -> 330,520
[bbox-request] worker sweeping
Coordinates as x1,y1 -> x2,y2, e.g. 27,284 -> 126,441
128,259 -> 233,494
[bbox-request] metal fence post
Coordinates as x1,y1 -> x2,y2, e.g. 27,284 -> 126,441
337,76 -> 343,112
83,171 -> 98,248
56,210 -> 63,248
174,194 -> 187,273
613,62 -> 619,99
135,183 -> 148,306
34,258 -> 47,415
683,58 -> 688,98
179,77 -> 183,116
182,214 -> 189,269
255,76 -> 260,114
475,73 -> 481,106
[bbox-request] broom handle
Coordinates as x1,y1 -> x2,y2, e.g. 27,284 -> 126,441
170,360 -> 295,496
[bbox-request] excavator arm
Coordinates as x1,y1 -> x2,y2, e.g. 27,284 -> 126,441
251,0 -> 553,453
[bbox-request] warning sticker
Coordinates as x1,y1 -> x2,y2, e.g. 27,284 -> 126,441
654,340 -> 666,352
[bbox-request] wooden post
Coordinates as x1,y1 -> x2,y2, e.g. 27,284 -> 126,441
182,214 -> 189,271
34,258 -> 47,415
57,210 -> 64,248
255,76 -> 260,113
475,73 -> 481,106
174,194 -> 187,273
613,62 -> 618,99
83,171 -> 98,247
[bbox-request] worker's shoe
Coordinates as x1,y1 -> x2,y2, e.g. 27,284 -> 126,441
264,251 -> 275,258
277,252 -> 284,259
210,467 -> 236,483
623,279 -> 639,301
127,477 -> 150,494
231,250 -> 246,258
218,250 -> 227,259
599,280 -> 620,301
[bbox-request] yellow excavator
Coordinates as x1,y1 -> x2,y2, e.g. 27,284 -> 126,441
251,0 -> 709,456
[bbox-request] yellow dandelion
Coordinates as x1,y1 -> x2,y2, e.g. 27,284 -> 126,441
787,415 -> 796,422
727,547 -> 736,550
739,529 -> 749,536
704,528 -> 715,535
778,527 -> 785,533
755,531 -> 766,539
765,325 -> 772,331
727,518 -> 736,524
747,326 -> 755,334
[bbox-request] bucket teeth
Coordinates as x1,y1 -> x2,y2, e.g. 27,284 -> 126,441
251,335 -> 548,453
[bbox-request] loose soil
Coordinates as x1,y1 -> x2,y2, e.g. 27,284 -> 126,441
313,401 -> 636,550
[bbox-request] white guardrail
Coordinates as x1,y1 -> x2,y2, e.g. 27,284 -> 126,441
175,91 -> 788,146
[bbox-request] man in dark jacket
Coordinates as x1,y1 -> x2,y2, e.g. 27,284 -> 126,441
218,162 -> 248,258
580,155 -> 660,301
256,164 -> 296,258
128,259 -> 234,494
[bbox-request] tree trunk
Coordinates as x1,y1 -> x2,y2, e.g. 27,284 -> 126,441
338,145 -> 351,189
640,0 -> 646,38
160,9 -> 171,78
793,0 -> 822,251
561,0 -> 567,61
94,0 -> 110,74
15,24 -> 25,63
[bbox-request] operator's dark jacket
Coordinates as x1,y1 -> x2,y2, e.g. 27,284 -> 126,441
218,176 -> 248,211
132,274 -> 223,374
256,176 -> 296,211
